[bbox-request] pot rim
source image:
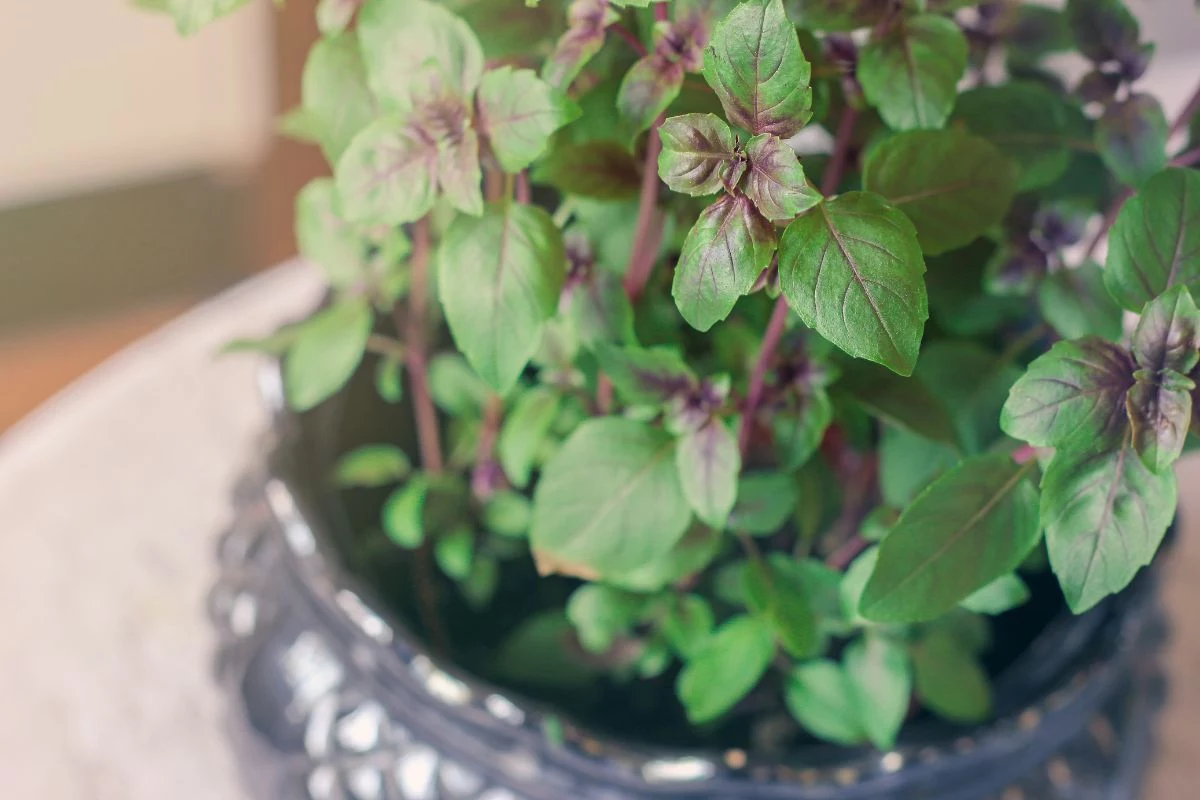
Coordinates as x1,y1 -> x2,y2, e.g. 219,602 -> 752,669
253,361 -> 1156,798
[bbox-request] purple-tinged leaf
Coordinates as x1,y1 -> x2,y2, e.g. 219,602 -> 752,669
476,67 -> 580,173
1133,286 -> 1200,375
743,134 -> 821,222
336,116 -> 439,225
676,419 -> 740,528
617,54 -> 685,142
1065,0 -> 1141,64
1096,93 -> 1168,188
672,193 -> 778,331
772,388 -> 833,471
594,343 -> 698,405
1001,337 -> 1135,449
1042,430 -> 1175,612
1105,168 -> 1200,312
658,114 -> 742,197
542,0 -> 618,90
702,0 -> 813,138
1127,372 -> 1193,474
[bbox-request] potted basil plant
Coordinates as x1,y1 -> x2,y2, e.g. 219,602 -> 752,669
148,0 -> 1198,797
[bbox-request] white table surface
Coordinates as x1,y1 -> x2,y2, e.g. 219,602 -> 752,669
3,255 -> 1200,799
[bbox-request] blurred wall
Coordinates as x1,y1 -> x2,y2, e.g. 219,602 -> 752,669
0,1 -> 274,209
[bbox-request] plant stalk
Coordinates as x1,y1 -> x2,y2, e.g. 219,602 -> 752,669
738,105 -> 860,457
395,217 -> 450,653
622,120 -> 665,300
472,394 -> 504,500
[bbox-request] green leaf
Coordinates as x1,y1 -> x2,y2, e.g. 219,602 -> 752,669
952,83 -> 1071,191
594,343 -> 697,405
542,0 -> 617,90
858,15 -> 967,132
911,631 -> 991,723
382,477 -> 428,547
728,472 -> 799,535
1126,373 -> 1193,474
1001,337 -> 1135,449
375,356 -> 404,403
743,134 -> 822,222
166,0 -> 252,36
663,595 -> 714,659
535,141 -> 642,199
1042,432 -> 1176,612
961,574 -> 1031,615
477,67 -> 579,173
301,33 -> 376,164
672,194 -> 778,331
836,360 -> 958,446
839,546 -> 878,624
491,612 -> 602,691
358,0 -> 484,113
566,584 -> 644,653
788,0 -> 889,32
771,388 -> 833,471
676,419 -> 740,528
845,635 -> 912,750
657,114 -> 742,197
335,444 -> 411,487
879,425 -> 959,506
483,490 -> 533,537
1007,5 -> 1073,66
1105,168 -> 1200,311
437,203 -> 566,393
914,341 -> 1021,454
1037,262 -> 1124,341
743,559 -> 818,658
1133,286 -> 1200,375
283,299 -> 373,411
1065,0 -> 1141,63
785,660 -> 866,746
861,454 -> 1041,623
428,353 -> 491,415
317,0 -> 362,36
336,116 -> 439,225
530,418 -> 692,579
435,526 -> 475,580
779,192 -> 928,376
702,0 -> 813,138
618,55 -> 685,142
614,524 -> 723,592
863,130 -> 1017,255
566,266 -> 636,348
677,615 -> 775,724
1096,94 -> 1168,187
498,387 -> 562,488
295,179 -> 368,289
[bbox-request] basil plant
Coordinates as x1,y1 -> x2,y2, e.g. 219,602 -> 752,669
152,0 -> 1200,748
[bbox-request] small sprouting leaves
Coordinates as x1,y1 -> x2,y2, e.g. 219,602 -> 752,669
778,192 -> 928,376
1066,0 -> 1141,64
476,67 -> 579,173
672,194 -> 777,332
530,418 -> 692,579
1001,337 -> 1136,449
860,454 -> 1041,624
952,83 -> 1071,191
858,15 -> 968,132
1132,286 -> 1200,375
743,134 -> 822,222
335,444 -> 412,487
617,11 -> 712,145
702,0 -> 813,139
358,0 -> 484,113
676,419 -> 740,528
657,114 -> 742,197
1105,168 -> 1200,311
594,343 -> 697,405
677,615 -> 775,724
1096,94 -> 1168,187
785,660 -> 865,746
543,0 -> 618,90
844,635 -> 912,750
436,203 -> 565,392
863,129 -> 1018,255
1126,373 -> 1193,474
283,297 -> 373,411
1041,432 -> 1176,612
